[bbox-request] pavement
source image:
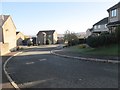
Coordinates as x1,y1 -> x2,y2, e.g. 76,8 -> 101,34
51,48 -> 120,64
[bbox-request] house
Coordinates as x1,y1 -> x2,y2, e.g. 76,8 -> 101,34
107,2 -> 120,32
16,31 -> 24,46
0,15 -> 16,55
91,17 -> 109,35
37,30 -> 57,45
86,28 -> 93,38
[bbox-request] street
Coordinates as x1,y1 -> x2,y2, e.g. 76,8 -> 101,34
5,45 -> 118,88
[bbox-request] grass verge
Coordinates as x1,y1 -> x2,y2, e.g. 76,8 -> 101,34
65,44 -> 118,56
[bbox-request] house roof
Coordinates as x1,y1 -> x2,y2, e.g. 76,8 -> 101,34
0,15 -> 10,26
87,28 -> 93,32
107,2 -> 120,12
37,30 -> 55,35
93,17 -> 108,26
107,20 -> 120,27
16,31 -> 24,37
38,30 -> 55,32
0,15 -> 16,29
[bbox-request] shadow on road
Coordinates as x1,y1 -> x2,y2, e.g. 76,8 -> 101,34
2,55 -> 16,90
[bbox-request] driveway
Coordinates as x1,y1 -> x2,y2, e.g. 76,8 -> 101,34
5,45 -> 118,88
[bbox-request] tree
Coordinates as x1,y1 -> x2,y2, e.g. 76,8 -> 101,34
64,30 -> 79,46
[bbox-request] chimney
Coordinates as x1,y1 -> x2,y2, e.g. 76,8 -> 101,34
0,15 -> 4,20
2,15 -> 4,20
0,15 -> 4,26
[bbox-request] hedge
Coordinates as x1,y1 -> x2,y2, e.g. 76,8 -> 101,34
86,25 -> 120,48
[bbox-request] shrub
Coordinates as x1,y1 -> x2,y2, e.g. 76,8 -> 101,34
78,44 -> 87,49
86,36 -> 100,47
64,30 -> 79,46
68,39 -> 79,46
86,26 -> 120,48
115,25 -> 120,43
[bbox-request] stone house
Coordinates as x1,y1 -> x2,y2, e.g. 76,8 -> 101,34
0,15 -> 16,55
16,31 -> 24,46
37,30 -> 57,45
107,2 -> 120,32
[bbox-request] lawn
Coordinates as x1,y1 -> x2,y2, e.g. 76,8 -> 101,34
65,44 -> 119,56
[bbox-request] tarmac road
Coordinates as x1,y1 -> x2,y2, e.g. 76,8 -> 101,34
5,45 -> 118,88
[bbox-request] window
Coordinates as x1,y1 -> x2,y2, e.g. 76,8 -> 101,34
6,29 -> 9,31
94,25 -> 97,29
105,24 -> 107,28
111,9 -> 117,17
48,35 -> 52,38
98,25 -> 100,29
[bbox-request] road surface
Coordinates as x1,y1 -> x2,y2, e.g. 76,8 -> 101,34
5,45 -> 118,88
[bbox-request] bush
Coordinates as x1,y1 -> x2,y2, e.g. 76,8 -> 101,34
115,25 -> 120,43
68,39 -> 79,46
64,30 -> 79,46
86,26 -> 120,48
79,39 -> 86,44
78,44 -> 87,49
86,36 -> 100,47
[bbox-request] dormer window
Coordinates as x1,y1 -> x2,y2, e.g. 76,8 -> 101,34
111,9 -> 117,17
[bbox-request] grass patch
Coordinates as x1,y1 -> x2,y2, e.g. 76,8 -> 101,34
65,44 -> 118,56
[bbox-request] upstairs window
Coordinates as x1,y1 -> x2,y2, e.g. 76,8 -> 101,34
105,24 -> 107,28
98,25 -> 101,29
94,25 -> 97,29
111,9 -> 117,17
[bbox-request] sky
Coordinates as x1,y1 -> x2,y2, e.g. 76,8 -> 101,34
1,0 -> 120,36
